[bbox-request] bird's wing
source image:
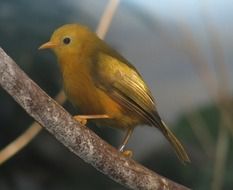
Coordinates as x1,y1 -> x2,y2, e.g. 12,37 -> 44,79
92,52 -> 161,126
92,52 -> 191,163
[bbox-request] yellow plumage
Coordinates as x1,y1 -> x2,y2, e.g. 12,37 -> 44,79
39,24 -> 190,163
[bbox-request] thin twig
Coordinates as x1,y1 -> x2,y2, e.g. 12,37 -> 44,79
162,24 -> 216,154
179,20 -> 231,190
178,3 -> 233,189
201,11 -> 232,190
96,0 -> 120,39
0,47 -> 190,190
0,91 -> 65,165
211,125 -> 229,190
186,112 -> 214,158
0,0 -> 119,165
156,19 -> 217,154
0,122 -> 41,164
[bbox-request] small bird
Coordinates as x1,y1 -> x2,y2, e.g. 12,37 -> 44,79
39,24 -> 190,163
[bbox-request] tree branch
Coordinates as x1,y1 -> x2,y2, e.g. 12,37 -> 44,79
0,48 -> 190,189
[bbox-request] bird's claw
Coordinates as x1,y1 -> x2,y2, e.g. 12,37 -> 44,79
73,114 -> 110,126
73,116 -> 87,125
121,150 -> 133,158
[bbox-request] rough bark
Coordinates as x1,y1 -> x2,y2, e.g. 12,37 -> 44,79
0,48 -> 190,190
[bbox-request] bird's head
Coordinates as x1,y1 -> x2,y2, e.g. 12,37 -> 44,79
39,24 -> 95,58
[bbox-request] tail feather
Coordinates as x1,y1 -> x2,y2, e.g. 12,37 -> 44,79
160,120 -> 190,164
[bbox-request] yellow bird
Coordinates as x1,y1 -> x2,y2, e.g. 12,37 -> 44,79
39,24 -> 190,163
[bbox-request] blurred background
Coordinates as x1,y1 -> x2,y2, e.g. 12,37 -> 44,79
0,0 -> 233,189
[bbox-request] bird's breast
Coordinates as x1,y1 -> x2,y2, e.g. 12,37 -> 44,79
61,59 -> 122,117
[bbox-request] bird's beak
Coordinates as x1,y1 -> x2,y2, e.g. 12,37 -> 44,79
38,41 -> 58,50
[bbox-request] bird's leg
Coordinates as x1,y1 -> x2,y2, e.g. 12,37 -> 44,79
73,114 -> 110,125
119,128 -> 134,158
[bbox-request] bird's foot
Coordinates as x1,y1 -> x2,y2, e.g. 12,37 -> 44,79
73,114 -> 110,125
118,128 -> 134,158
73,116 -> 87,125
121,150 -> 133,158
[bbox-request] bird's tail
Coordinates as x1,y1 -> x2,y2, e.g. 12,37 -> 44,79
159,120 -> 190,164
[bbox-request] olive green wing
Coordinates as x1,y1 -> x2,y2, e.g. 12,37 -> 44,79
92,52 -> 161,127
92,52 -> 191,163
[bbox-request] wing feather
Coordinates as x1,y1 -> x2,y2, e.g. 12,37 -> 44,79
92,52 -> 161,127
91,52 -> 190,163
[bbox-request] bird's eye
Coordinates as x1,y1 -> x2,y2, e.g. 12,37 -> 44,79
63,37 -> 71,45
